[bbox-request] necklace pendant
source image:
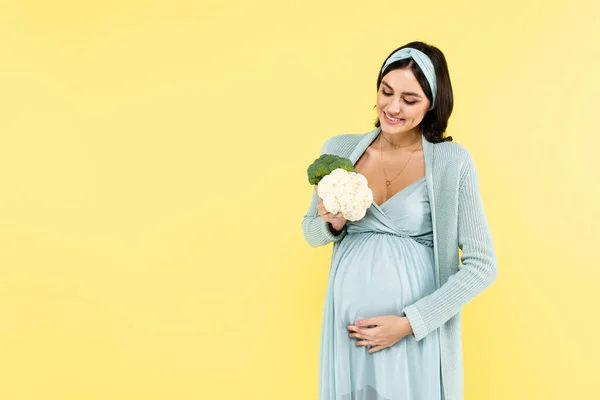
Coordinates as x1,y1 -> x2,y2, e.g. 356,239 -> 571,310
394,144 -> 399,149
385,180 -> 391,186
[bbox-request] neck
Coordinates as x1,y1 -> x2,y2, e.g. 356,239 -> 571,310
380,127 -> 422,148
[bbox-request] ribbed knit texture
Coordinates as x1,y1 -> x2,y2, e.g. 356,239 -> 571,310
302,127 -> 497,400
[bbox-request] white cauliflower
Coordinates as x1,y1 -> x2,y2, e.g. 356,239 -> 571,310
317,168 -> 373,221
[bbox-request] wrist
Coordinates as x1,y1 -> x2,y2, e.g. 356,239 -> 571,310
402,316 -> 414,335
328,223 -> 343,235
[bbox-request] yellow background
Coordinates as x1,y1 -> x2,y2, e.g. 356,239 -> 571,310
1,0 -> 598,398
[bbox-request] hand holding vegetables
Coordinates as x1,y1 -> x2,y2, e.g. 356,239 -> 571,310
314,185 -> 348,232
308,154 -> 373,222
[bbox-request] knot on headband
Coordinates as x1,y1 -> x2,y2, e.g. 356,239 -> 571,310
381,47 -> 437,110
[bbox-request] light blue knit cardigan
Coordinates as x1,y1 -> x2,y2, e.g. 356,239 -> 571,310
302,127 -> 498,400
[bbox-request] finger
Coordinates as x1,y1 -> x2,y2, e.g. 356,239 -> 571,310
319,209 -> 330,219
368,345 -> 387,354
348,324 -> 377,333
356,340 -> 376,347
328,213 -> 341,222
317,204 -> 326,215
349,332 -> 372,341
347,325 -> 371,332
356,317 -> 379,327
347,326 -> 373,337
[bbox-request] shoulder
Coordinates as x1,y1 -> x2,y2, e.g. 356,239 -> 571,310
432,139 -> 475,171
320,132 -> 366,155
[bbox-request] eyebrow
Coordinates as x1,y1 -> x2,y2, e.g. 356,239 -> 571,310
381,81 -> 423,98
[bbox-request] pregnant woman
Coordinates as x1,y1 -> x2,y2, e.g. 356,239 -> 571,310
301,41 -> 497,400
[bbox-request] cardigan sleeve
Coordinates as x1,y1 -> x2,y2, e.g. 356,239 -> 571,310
401,153 -> 498,341
301,138 -> 348,247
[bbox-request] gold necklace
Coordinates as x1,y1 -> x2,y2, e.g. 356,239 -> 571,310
380,134 -> 422,187
381,132 -> 421,149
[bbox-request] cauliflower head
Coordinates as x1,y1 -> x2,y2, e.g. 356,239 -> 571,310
316,168 -> 373,222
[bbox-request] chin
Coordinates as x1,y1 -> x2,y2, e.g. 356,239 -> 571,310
381,121 -> 410,134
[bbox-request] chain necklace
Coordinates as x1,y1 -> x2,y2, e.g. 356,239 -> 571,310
379,134 -> 422,187
381,131 -> 421,149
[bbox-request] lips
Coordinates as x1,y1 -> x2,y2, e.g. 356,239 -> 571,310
383,112 -> 405,125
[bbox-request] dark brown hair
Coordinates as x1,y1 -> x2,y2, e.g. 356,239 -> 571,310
374,41 -> 454,143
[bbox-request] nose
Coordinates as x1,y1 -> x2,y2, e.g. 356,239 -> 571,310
387,96 -> 402,115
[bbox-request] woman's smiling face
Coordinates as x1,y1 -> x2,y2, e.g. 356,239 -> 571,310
376,68 -> 431,135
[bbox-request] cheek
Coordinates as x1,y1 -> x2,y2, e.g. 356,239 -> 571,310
407,105 -> 428,120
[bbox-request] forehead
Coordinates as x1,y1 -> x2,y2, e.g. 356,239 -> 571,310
381,68 -> 424,94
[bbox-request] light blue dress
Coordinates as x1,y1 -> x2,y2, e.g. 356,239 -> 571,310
319,176 -> 444,400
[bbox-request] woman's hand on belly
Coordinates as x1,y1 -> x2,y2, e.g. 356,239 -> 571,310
346,315 -> 414,354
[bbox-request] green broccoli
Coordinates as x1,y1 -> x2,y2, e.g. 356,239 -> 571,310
307,154 -> 355,185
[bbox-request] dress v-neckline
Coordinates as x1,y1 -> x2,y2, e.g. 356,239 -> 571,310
349,128 -> 428,210
373,176 -> 425,208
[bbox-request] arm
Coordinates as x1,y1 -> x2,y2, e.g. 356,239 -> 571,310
401,153 -> 498,340
301,138 -> 348,248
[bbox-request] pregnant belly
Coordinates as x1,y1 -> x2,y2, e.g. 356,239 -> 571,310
331,233 -> 436,326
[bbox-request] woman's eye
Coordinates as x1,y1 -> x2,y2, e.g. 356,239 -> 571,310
404,99 -> 417,105
383,91 -> 392,96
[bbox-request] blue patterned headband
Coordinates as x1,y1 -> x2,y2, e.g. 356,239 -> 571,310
381,47 -> 437,110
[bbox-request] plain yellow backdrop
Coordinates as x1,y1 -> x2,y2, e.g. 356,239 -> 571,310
0,0 -> 598,398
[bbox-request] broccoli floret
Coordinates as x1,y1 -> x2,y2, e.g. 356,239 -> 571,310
307,154 -> 355,185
